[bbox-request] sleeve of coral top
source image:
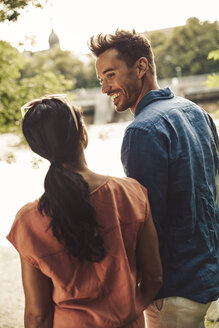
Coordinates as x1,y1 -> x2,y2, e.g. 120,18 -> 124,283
6,201 -> 57,269
7,205 -> 40,268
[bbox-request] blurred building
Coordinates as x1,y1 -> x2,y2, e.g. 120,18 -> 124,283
48,29 -> 60,49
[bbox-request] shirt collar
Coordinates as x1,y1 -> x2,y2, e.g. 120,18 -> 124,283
134,88 -> 174,117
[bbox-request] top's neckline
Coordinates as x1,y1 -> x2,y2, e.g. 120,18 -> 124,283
89,175 -> 110,195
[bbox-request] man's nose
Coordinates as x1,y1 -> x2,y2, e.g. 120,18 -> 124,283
101,79 -> 111,94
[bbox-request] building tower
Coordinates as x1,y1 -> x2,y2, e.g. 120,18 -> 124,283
48,29 -> 60,49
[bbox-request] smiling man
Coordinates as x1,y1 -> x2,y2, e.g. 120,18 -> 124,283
95,47 -> 157,112
94,37 -> 158,113
89,29 -> 219,328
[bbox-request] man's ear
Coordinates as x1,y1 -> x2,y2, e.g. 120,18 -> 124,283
136,57 -> 148,78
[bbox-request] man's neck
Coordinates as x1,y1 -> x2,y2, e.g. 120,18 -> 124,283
131,80 -> 159,114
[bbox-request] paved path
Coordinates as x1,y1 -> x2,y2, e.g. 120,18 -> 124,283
0,246 -> 24,328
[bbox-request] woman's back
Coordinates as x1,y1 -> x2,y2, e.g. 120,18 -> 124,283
7,95 -> 162,328
8,176 -> 149,328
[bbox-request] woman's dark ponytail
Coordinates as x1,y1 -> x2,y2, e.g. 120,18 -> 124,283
38,163 -> 105,262
22,98 -> 105,262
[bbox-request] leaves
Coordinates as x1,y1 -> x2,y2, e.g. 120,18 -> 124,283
0,41 -> 74,132
20,47 -> 99,89
149,18 -> 219,79
205,73 -> 219,88
0,0 -> 46,22
208,49 -> 219,61
0,40 -> 99,132
206,49 -> 219,87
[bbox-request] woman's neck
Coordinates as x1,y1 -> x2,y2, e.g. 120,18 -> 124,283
63,160 -> 108,192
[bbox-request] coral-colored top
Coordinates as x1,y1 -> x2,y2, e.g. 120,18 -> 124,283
7,177 -> 150,328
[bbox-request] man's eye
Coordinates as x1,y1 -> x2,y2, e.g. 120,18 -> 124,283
107,73 -> 115,78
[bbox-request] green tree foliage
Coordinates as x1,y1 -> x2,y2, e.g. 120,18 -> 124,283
149,17 -> 219,79
0,41 -> 24,131
20,46 -> 99,89
72,58 -> 100,89
0,0 -> 46,22
0,40 -> 99,131
0,41 -> 73,132
206,48 -> 219,87
208,48 -> 219,61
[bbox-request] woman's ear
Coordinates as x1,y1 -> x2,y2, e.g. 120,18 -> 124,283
80,125 -> 88,149
137,57 -> 148,79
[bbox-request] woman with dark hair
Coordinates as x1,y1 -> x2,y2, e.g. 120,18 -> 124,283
7,95 -> 162,328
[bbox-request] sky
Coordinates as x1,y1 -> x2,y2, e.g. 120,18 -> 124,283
0,0 -> 218,55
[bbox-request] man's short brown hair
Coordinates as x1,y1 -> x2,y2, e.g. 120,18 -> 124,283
89,29 -> 156,76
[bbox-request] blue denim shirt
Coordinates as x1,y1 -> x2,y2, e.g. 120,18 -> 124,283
121,88 -> 219,303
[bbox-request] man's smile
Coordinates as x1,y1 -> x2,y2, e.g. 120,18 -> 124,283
108,92 -> 122,106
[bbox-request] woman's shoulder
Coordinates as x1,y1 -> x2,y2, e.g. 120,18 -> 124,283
108,176 -> 148,195
91,175 -> 148,199
91,176 -> 149,224
17,199 -> 39,216
7,200 -> 50,248
10,200 -> 39,229
7,199 -> 61,260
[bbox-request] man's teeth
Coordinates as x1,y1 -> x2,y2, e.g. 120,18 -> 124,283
111,93 -> 120,100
